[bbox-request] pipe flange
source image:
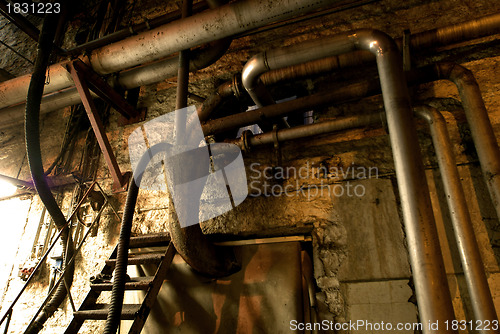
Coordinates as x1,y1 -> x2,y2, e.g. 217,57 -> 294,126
231,74 -> 242,99
241,130 -> 252,152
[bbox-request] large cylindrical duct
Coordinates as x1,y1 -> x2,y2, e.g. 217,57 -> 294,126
0,0 -> 341,110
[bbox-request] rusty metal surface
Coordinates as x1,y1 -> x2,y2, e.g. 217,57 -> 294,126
105,253 -> 164,267
67,62 -> 128,192
71,59 -> 139,120
129,232 -> 171,248
73,304 -> 141,320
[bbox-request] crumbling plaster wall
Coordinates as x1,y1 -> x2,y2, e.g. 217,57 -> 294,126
0,0 -> 500,333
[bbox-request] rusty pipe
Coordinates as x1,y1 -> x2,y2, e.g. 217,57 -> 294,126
228,112 -> 383,148
0,0 -> 342,111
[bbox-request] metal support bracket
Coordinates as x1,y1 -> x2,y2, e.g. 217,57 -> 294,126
67,60 -> 131,192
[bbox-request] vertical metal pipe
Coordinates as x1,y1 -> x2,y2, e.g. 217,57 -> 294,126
435,63 -> 500,223
416,105 -> 498,331
241,29 -> 457,332
174,0 -> 192,144
168,0 -> 240,277
360,31 -> 456,332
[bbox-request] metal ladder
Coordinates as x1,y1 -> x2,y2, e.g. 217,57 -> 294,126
64,232 -> 175,334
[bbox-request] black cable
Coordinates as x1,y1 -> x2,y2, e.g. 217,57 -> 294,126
23,11 -> 75,334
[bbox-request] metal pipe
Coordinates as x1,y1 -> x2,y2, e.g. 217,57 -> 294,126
175,0 -> 192,143
1,9 -> 498,126
240,29 -> 456,332
228,112 -> 383,148
202,79 -> 381,135
88,0 -> 341,75
197,74 -> 242,122
208,62 -> 500,226
65,1 -> 210,55
115,38 -> 232,89
415,105 -> 498,329
433,63 -> 500,225
0,0 -> 340,110
168,0 -> 240,277
0,173 -> 34,191
241,52 -> 276,107
223,100 -> 497,327
0,39 -> 233,128
406,12 -> 500,50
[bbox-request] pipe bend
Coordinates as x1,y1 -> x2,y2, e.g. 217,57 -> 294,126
242,52 -> 276,107
350,28 -> 400,56
241,52 -> 269,91
414,104 -> 445,125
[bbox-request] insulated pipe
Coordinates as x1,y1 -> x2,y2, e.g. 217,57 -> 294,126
0,0 -> 341,110
241,29 -> 456,332
415,105 -> 498,329
87,0 -> 340,75
65,1 -> 210,55
0,39 -> 233,128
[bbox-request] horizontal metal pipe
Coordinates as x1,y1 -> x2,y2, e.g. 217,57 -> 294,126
115,38 -> 232,88
65,1 -> 210,55
0,0 -> 339,115
243,11 -> 500,107
88,0 -> 341,75
228,112 -> 383,148
0,173 -> 34,190
0,9 -> 498,125
202,79 -> 381,134
0,41 -> 233,128
407,12 -> 500,50
415,105 -> 498,329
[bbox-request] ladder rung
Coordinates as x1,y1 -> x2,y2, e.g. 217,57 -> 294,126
129,232 -> 171,248
73,304 -> 141,320
105,253 -> 163,267
91,276 -> 155,291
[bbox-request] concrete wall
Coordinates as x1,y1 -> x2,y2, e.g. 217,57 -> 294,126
0,0 -> 500,332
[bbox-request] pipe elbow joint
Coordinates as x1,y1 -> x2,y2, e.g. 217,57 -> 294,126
414,105 -> 444,125
351,29 -> 399,57
242,52 -> 269,91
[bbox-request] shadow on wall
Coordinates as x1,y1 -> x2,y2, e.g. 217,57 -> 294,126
121,242 -> 308,334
